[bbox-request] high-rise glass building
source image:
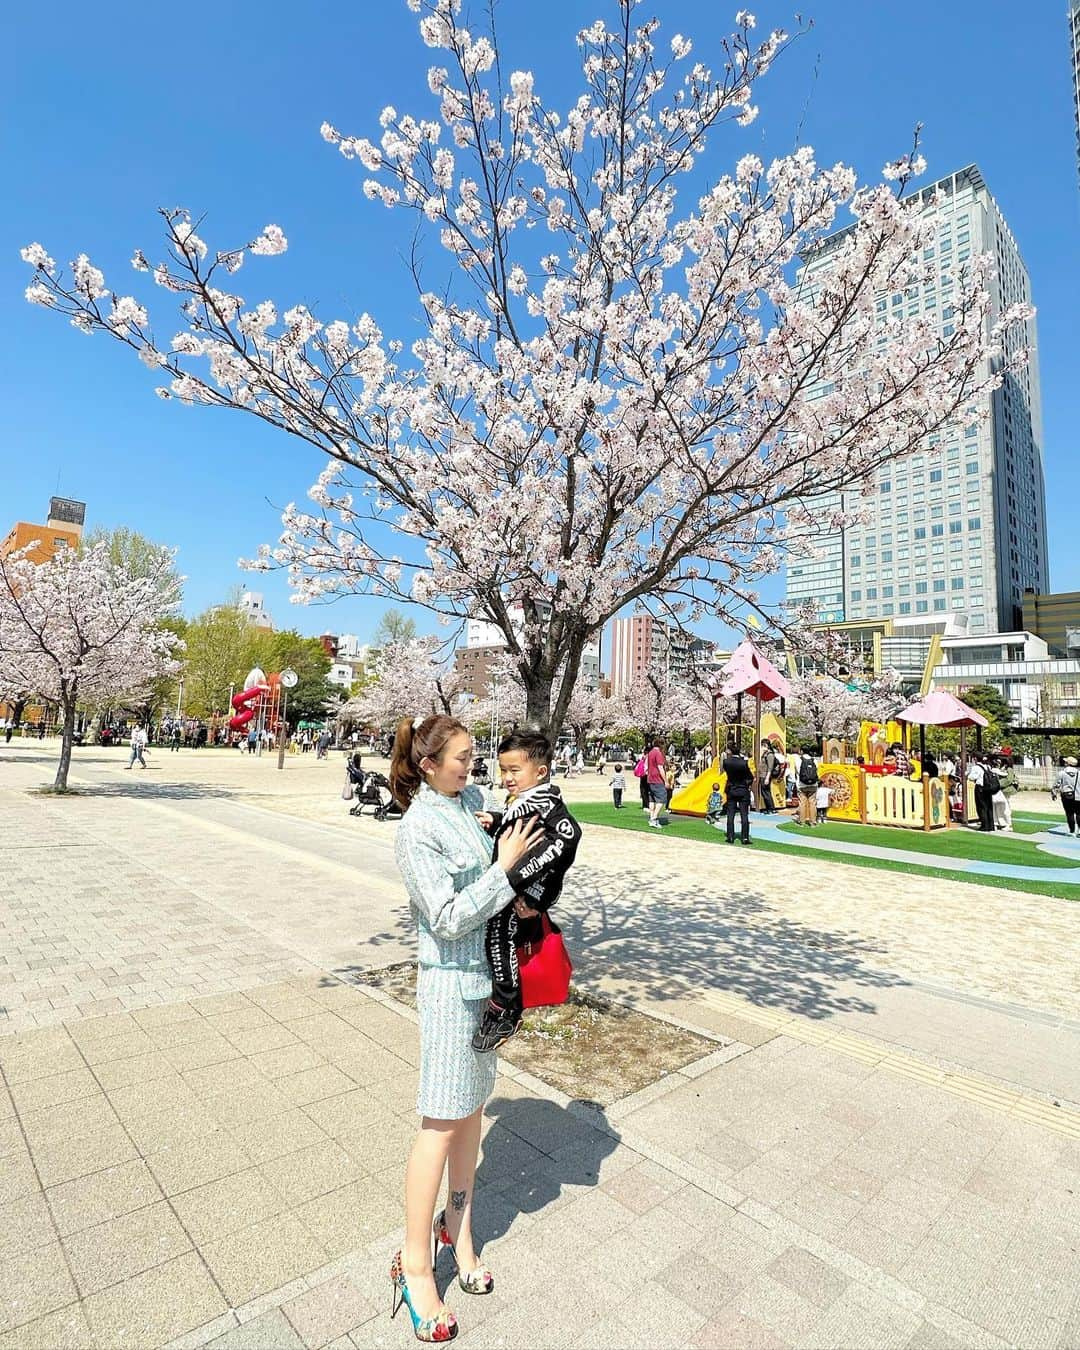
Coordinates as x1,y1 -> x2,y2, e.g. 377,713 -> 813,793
786,165 -> 1048,636
1071,0 -> 1080,184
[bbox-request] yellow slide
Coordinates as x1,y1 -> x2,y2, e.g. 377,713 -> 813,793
669,761 -> 727,817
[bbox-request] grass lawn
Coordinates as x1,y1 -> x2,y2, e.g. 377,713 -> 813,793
567,801 -> 1080,902
775,820 -> 1080,869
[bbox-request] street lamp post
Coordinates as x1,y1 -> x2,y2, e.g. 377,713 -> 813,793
175,676 -> 184,719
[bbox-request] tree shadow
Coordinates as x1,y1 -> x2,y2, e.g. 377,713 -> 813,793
559,860 -> 910,1021
61,779 -> 238,801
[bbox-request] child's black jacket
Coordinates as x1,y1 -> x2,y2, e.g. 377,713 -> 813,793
486,784 -> 581,913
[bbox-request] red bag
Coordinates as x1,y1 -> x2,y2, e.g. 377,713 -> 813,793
517,914 -> 573,1009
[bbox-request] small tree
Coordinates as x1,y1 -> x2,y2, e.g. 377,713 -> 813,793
597,666 -> 711,746
371,609 -> 418,651
0,542 -> 183,789
20,1 -> 1033,736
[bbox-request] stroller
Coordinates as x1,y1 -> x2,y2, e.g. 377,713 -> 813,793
345,756 -> 402,821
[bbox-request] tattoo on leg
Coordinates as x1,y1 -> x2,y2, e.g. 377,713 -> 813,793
451,1189 -> 466,1213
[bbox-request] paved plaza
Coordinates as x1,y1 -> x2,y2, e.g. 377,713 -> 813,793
0,743 -> 1078,1348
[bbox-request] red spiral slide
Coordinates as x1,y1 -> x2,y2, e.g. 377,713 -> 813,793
228,685 -> 266,732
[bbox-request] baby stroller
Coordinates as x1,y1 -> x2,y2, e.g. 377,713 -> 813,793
345,756 -> 402,821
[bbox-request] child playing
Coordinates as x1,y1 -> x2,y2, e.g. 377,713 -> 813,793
706,783 -> 723,828
472,729 -> 582,1053
815,782 -> 831,824
609,763 -> 625,809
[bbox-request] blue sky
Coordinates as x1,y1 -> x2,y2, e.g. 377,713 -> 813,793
4,0 -> 1078,660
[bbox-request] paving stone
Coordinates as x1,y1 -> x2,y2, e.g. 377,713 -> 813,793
146,1133 -> 254,1197
0,1149 -> 38,1207
0,1192 -> 55,1261
170,1167 -> 287,1246
207,1308 -> 306,1350
283,1275 -> 380,1348
82,1250 -> 228,1350
63,1199 -> 192,1296
230,1109 -> 328,1165
248,1044 -> 326,1080
47,1158 -> 163,1237
0,1301 -> 95,1350
277,1066 -> 358,1108
29,1123 -> 139,1188
259,1140 -> 367,1208
202,1211 -> 330,1305
294,1177 -> 399,1256
7,1069 -> 100,1115
801,1282 -> 924,1350
766,1245 -> 852,1309
0,1240 -> 77,1334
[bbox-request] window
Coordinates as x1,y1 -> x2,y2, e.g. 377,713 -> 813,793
850,555 -> 861,567
933,599 -> 946,611
882,586 -> 893,598
930,469 -> 942,482
916,600 -> 929,613
933,580 -> 946,592
916,581 -> 928,594
914,527 -> 927,540
851,590 -> 861,602
951,577 -> 964,590
881,550 -> 892,562
880,482 -> 891,494
865,587 -> 878,599
949,521 -> 962,534
969,517 -> 982,531
931,524 -> 944,537
899,602 -> 912,614
966,462 -> 979,475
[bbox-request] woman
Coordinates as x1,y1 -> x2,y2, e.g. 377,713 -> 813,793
1052,755 -> 1080,836
389,714 -> 541,1343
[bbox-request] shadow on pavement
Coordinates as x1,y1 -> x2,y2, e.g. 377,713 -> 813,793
58,779 -> 239,801
468,1095 -> 619,1255
563,863 -> 910,1021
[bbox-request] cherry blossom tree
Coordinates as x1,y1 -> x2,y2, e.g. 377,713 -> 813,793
784,626 -> 906,741
20,0 -> 1033,735
597,666 -> 712,744
338,635 -> 463,730
0,542 -> 183,789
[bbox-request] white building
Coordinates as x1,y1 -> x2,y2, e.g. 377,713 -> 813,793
932,631 -> 1080,724
326,663 -> 355,689
336,634 -> 369,665
238,591 -> 273,630
786,165 -> 1048,637
466,604 -> 602,691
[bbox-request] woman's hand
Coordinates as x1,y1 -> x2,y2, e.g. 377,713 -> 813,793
496,815 -> 543,873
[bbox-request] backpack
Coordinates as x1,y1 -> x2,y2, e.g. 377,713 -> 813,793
798,756 -> 819,787
983,768 -> 1001,796
770,755 -> 787,782
633,756 -> 647,778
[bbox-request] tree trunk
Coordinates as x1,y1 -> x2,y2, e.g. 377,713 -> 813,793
55,694 -> 77,791
523,669 -> 555,736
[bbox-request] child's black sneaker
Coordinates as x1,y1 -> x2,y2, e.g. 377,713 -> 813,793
471,1004 -> 522,1054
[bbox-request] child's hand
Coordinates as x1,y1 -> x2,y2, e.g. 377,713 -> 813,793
474,811 -> 494,829
514,898 -> 541,919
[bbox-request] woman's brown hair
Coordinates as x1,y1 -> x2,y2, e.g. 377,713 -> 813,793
389,713 -> 470,809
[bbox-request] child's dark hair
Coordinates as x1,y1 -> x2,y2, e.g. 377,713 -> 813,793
498,728 -> 552,765
712,782 -> 720,790
614,763 -> 623,772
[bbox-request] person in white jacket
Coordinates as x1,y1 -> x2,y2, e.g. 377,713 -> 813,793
125,724 -> 148,770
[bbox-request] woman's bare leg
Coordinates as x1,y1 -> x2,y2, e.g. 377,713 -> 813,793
443,1106 -> 484,1270
402,1118 -> 453,1320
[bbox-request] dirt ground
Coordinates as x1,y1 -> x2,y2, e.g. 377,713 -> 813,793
358,963 -> 715,1107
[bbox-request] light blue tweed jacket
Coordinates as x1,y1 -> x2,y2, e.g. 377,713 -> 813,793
394,783 -> 513,998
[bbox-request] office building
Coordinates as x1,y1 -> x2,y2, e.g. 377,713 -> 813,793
608,615 -> 671,691
1022,588 -> 1080,657
786,165 -> 1048,636
1071,0 -> 1080,186
932,630 -> 1080,724
1,496 -> 85,564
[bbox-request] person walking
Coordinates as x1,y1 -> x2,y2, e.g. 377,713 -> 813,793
125,724 -> 148,770
722,743 -> 753,845
609,763 -> 625,809
1052,756 -> 1080,836
644,737 -> 668,829
170,722 -> 182,753
635,752 -> 650,811
796,748 -> 819,826
389,714 -> 541,1343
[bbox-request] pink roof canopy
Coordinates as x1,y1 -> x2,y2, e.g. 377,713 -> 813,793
717,639 -> 792,703
896,691 -> 989,729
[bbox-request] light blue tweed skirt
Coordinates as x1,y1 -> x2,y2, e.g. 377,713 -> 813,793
415,968 -> 497,1120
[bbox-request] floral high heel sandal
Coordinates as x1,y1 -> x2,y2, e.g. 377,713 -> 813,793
432,1210 -> 495,1295
390,1250 -> 458,1342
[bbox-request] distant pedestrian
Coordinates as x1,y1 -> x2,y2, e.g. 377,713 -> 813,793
759,739 -> 779,813
815,782 -> 831,824
317,730 -> 332,760
722,744 -> 753,845
609,763 -> 625,810
38,722 -> 46,740
170,723 -> 182,752
247,728 -> 258,754
126,724 -> 148,770
635,752 -> 650,811
644,738 -> 667,829
967,756 -> 994,832
1052,756 -> 1080,836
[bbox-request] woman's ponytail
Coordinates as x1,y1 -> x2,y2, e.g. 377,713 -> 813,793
389,713 -> 468,810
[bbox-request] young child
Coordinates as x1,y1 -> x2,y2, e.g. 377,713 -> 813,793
815,782 -> 831,824
706,783 -> 723,828
609,763 -> 626,809
473,730 -> 583,1053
